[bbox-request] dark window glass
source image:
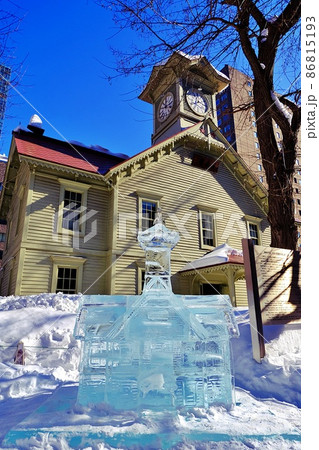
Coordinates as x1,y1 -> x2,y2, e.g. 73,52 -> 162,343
56,267 -> 77,294
62,190 -> 82,231
192,153 -> 219,173
249,223 -> 259,245
142,201 -> 157,231
202,213 -> 214,247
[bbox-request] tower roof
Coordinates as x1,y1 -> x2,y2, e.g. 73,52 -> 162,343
139,51 -> 229,104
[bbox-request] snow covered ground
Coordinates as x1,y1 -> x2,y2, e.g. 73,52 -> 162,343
0,293 -> 301,449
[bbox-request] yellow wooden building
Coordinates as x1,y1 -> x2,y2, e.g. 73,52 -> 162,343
0,53 -> 270,305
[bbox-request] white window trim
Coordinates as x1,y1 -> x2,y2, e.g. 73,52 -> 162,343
197,204 -> 218,250
50,255 -> 86,294
15,185 -> 26,237
136,190 -> 163,231
244,215 -> 263,245
137,266 -> 145,294
58,179 -> 91,236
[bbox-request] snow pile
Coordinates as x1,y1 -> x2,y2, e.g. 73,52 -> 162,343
0,292 -> 79,312
0,294 -> 301,448
0,293 -> 81,402
232,309 -> 301,407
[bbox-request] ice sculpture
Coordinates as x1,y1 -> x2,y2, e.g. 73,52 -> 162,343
74,210 -> 239,411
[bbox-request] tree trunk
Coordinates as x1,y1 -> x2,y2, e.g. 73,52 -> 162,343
267,177 -> 298,249
253,82 -> 298,250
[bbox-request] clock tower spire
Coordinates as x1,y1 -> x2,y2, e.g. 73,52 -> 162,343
139,52 -> 229,145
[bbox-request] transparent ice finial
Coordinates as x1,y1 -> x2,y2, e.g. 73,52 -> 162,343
138,208 -> 179,293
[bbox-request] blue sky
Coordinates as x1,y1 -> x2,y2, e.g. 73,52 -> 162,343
1,0 -> 153,157
1,0 -> 303,160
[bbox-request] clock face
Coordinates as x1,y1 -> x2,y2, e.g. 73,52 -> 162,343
157,92 -> 174,122
186,89 -> 209,115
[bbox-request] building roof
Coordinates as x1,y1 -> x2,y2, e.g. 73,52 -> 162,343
139,52 -> 230,104
13,128 -> 128,176
179,243 -> 244,273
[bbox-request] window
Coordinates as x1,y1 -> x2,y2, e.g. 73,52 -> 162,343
252,121 -> 256,127
276,132 -> 281,139
248,91 -> 252,97
200,283 -> 225,295
256,153 -> 261,159
255,142 -> 259,149
251,110 -> 255,117
62,190 -> 82,231
244,215 -> 262,245
248,223 -> 259,245
0,233 -> 5,242
197,206 -> 218,249
56,267 -> 77,294
138,268 -> 145,294
15,185 -> 26,237
50,255 -> 86,294
259,176 -> 264,183
253,131 -> 258,138
247,81 -> 252,87
142,200 -> 157,231
58,179 -> 91,235
137,191 -> 162,232
192,153 -> 219,173
201,213 -> 214,247
257,164 -> 262,171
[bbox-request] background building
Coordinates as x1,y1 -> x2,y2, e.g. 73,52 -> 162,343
216,65 -> 301,232
0,155 -> 8,266
0,65 -> 11,138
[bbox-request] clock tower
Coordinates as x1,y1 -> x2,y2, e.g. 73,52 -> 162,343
139,52 -> 229,145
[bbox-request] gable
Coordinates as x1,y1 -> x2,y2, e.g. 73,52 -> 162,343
107,118 -> 268,215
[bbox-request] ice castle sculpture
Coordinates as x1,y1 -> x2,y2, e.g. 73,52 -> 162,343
74,210 -> 239,411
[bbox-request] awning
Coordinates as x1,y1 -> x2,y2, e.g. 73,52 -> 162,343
179,243 -> 244,274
